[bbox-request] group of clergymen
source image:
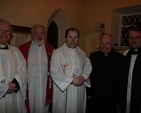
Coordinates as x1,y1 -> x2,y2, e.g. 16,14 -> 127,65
0,19 -> 141,113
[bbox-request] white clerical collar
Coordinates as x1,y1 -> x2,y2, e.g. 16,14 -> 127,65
69,48 -> 76,51
32,41 -> 45,47
0,44 -> 7,48
104,54 -> 108,56
131,48 -> 138,56
134,49 -> 138,51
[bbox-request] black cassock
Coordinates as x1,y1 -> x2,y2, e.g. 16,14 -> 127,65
87,50 -> 125,113
119,47 -> 141,113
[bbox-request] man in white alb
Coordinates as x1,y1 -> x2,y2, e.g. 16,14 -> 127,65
19,24 -> 54,113
50,27 -> 92,113
0,19 -> 27,113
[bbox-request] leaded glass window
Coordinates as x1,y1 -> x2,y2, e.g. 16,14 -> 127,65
121,14 -> 141,46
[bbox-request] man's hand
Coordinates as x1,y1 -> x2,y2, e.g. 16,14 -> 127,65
72,76 -> 86,86
6,82 -> 17,94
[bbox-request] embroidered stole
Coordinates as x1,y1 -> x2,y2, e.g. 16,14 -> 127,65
59,43 -> 85,113
59,43 -> 85,75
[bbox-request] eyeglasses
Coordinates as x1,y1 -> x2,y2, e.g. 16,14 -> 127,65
0,29 -> 10,33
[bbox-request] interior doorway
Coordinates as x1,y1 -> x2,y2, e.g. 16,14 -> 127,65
47,8 -> 71,48
47,20 -> 58,48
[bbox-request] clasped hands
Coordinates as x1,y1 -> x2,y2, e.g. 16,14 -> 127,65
72,76 -> 86,86
6,82 -> 17,94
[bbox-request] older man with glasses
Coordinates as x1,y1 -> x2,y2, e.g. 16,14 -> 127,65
0,19 -> 27,113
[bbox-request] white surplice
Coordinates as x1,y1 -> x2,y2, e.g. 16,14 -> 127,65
51,43 -> 92,113
0,45 -> 27,113
124,49 -> 138,113
28,42 -> 49,113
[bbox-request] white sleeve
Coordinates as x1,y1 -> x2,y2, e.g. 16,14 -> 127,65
82,56 -> 92,87
50,50 -> 73,92
14,48 -> 27,97
0,83 -> 8,99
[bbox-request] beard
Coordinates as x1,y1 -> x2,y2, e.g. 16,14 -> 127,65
33,39 -> 45,46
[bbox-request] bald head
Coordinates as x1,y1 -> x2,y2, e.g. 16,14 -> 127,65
100,33 -> 114,54
100,33 -> 113,42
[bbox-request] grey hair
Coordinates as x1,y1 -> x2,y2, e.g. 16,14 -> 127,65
0,19 -> 13,32
31,24 -> 46,34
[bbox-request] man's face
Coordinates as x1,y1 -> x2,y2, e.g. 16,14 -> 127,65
0,22 -> 11,45
65,30 -> 79,48
128,30 -> 141,49
100,34 -> 114,54
32,26 -> 46,45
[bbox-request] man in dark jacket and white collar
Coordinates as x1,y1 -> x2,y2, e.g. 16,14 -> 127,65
87,33 -> 125,113
119,26 -> 141,113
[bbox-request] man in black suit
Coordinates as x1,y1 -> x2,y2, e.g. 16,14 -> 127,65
119,26 -> 141,113
87,33 -> 125,113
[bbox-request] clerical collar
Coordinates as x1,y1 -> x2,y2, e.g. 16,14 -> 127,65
104,54 -> 108,56
131,48 -> 139,55
69,48 -> 76,51
134,49 -> 138,51
0,44 -> 8,49
32,41 -> 45,47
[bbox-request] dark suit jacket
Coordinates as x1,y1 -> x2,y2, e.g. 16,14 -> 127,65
87,50 -> 125,111
119,47 -> 141,113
